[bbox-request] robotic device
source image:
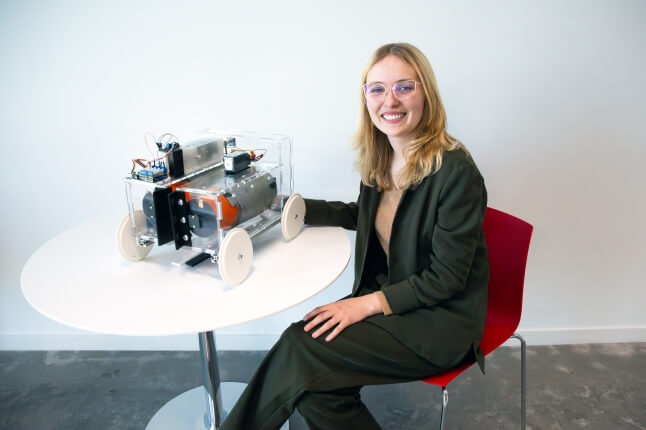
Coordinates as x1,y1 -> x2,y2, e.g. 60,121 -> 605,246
117,129 -> 305,285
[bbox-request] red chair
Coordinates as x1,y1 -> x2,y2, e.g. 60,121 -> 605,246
423,207 -> 533,429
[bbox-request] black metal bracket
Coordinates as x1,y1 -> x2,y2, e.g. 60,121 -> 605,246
168,190 -> 192,250
152,188 -> 174,246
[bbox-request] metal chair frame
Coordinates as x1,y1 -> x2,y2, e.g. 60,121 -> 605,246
437,333 -> 526,430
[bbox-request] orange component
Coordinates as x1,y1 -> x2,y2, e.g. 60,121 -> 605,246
183,189 -> 241,229
216,194 -> 241,228
170,181 -> 186,192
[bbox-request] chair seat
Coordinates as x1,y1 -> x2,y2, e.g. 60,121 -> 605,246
422,325 -> 515,387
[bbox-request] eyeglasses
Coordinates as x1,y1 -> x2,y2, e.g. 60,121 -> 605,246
362,80 -> 423,103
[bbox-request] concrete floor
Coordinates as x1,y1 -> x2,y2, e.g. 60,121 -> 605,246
1,343 -> 645,429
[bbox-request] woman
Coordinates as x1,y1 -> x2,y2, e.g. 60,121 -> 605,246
221,42 -> 489,430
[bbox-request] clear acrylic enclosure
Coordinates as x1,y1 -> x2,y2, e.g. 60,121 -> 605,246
122,130 -> 293,263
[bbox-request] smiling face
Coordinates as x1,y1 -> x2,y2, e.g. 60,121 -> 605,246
364,54 -> 425,146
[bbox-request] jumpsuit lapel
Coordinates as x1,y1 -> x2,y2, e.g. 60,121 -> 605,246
352,186 -> 380,295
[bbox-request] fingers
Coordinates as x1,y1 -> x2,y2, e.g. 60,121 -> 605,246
303,312 -> 328,333
305,316 -> 350,342
302,299 -> 361,342
324,322 -> 346,342
303,307 -> 344,341
311,317 -> 336,339
303,306 -> 328,331
303,306 -> 323,323
309,314 -> 345,341
303,303 -> 336,322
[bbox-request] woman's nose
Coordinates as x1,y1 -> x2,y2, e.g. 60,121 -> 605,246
384,88 -> 399,105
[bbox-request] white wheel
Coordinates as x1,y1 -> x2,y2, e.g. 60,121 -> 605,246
117,212 -> 153,261
281,193 -> 305,241
218,228 -> 253,286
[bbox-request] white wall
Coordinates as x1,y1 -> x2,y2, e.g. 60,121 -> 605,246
1,0 -> 644,350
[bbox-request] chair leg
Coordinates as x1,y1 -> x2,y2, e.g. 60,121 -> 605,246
511,333 -> 526,430
439,386 -> 448,430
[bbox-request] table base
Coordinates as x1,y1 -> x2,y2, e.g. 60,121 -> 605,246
146,383 -> 288,430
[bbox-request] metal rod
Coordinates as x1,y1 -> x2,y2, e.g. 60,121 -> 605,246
198,331 -> 224,430
439,387 -> 448,430
511,333 -> 527,430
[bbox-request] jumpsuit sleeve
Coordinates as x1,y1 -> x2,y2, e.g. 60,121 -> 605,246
303,183 -> 363,231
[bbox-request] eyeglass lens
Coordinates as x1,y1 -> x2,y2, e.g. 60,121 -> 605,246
364,80 -> 418,102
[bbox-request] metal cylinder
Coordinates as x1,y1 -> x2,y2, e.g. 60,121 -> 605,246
223,171 -> 277,225
198,331 -> 224,429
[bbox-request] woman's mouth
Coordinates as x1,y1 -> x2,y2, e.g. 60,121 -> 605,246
381,112 -> 406,122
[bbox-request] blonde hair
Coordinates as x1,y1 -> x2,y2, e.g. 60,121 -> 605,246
353,42 -> 465,190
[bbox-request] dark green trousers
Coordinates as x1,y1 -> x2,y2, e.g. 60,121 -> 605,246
220,319 -> 447,430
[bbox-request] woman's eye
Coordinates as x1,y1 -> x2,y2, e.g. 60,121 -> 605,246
396,83 -> 414,92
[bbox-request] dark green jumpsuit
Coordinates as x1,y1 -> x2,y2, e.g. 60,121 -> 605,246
221,149 -> 489,430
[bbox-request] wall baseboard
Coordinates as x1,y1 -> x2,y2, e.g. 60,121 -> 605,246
0,333 -> 279,351
510,327 -> 646,346
2,327 -> 645,351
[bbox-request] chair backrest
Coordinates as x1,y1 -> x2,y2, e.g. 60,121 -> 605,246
482,207 -> 533,332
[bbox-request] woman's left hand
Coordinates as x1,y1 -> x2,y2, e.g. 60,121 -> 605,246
303,294 -> 382,342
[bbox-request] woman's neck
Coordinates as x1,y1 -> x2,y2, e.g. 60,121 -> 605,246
389,140 -> 407,189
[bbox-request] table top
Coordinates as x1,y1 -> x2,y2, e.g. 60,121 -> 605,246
21,215 -> 351,336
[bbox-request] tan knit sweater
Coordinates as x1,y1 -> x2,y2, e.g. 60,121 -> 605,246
372,187 -> 403,316
375,187 -> 403,260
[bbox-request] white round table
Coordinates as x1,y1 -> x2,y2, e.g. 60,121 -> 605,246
21,215 -> 351,429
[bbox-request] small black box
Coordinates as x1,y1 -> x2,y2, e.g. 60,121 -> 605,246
224,152 -> 251,174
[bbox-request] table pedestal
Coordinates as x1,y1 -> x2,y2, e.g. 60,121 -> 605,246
146,331 -> 288,430
145,383 -> 246,430
199,331 -> 224,428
